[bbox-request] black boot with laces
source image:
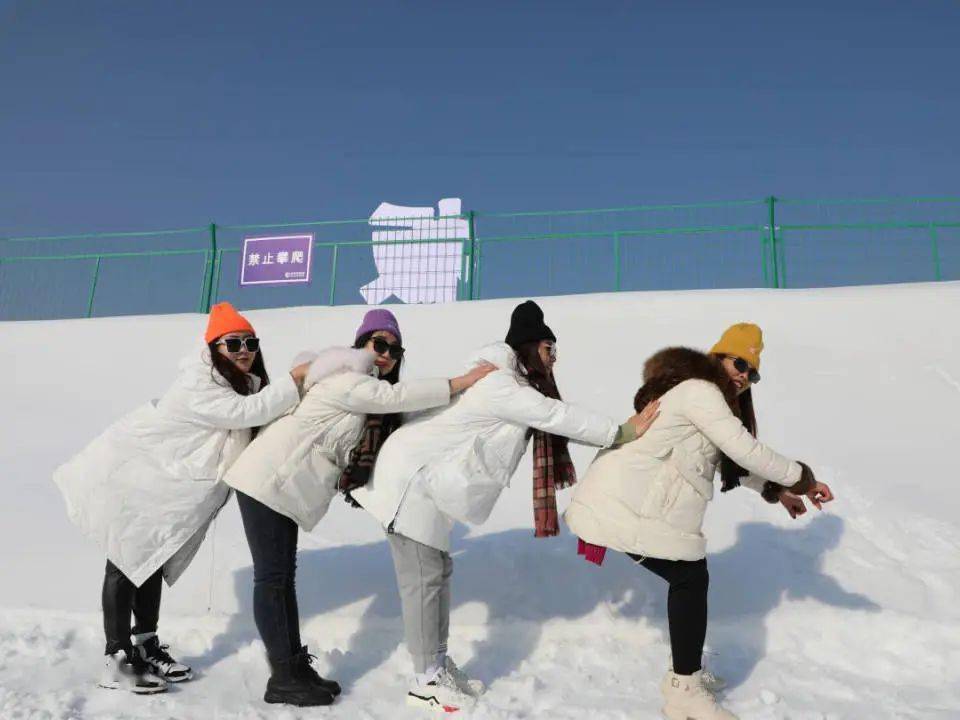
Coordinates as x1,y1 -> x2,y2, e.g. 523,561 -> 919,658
294,646 -> 342,697
98,648 -> 168,694
264,654 -> 335,707
134,634 -> 193,683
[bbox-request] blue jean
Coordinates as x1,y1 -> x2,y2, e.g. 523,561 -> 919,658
237,491 -> 302,664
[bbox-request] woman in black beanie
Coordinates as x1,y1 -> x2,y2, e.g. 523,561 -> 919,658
354,299 -> 660,711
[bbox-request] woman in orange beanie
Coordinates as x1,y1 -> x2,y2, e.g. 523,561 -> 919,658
566,323 -> 834,720
54,302 -> 310,696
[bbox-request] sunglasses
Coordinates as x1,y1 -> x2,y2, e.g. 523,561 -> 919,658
218,337 -> 260,353
730,356 -> 761,384
370,336 -> 405,360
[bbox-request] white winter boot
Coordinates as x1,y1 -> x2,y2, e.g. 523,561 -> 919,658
661,670 -> 738,720
667,655 -> 726,692
698,669 -> 726,693
661,666 -> 727,695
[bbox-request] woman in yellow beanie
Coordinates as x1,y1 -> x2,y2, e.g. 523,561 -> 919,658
53,303 -> 311,696
565,323 -> 833,720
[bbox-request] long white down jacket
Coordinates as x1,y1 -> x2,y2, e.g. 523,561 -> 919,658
565,352 -> 802,562
353,342 -> 621,552
53,351 -> 300,587
223,347 -> 451,531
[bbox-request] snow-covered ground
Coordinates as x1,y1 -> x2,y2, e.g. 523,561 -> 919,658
2,284 -> 959,719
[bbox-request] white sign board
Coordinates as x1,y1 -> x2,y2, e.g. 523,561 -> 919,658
361,198 -> 467,304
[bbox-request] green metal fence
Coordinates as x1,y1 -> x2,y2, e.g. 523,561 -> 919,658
1,196 -> 958,321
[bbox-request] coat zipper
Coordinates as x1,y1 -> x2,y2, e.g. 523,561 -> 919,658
386,474 -> 417,534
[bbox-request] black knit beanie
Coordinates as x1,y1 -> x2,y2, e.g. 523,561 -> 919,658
505,300 -> 556,349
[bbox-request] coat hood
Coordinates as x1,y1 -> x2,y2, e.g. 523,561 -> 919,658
635,347 -> 737,413
465,342 -> 519,373
179,346 -> 214,372
297,347 -> 376,391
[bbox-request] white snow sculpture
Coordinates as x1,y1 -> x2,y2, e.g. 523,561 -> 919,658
360,198 -> 468,304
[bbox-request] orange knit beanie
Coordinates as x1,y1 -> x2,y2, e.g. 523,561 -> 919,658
204,302 -> 255,343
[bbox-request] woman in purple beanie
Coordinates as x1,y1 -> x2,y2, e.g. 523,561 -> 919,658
223,308 -> 496,708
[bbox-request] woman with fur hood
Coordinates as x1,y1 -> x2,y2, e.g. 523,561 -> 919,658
222,309 -> 495,708
352,300 -> 660,714
53,303 -> 310,695
565,323 -> 835,720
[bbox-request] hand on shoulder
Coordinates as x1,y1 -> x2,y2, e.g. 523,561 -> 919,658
450,361 -> 498,394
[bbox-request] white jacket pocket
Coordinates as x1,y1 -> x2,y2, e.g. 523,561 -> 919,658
664,481 -> 709,535
426,440 -> 507,525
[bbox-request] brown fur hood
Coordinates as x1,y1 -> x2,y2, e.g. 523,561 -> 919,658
633,347 -> 738,414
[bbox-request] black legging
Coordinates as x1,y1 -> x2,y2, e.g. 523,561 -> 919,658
236,490 -> 302,665
102,561 -> 162,655
629,554 -> 709,675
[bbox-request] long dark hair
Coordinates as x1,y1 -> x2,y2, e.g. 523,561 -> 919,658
207,339 -> 270,395
337,332 -> 406,508
352,330 -> 404,453
513,340 -> 570,455
513,341 -> 561,400
709,352 -> 757,492
207,338 -> 271,438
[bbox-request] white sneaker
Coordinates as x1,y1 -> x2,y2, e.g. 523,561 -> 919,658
98,650 -> 168,694
407,667 -> 475,713
661,670 -> 738,720
443,657 -> 485,697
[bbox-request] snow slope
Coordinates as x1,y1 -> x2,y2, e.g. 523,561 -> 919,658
1,283 -> 959,719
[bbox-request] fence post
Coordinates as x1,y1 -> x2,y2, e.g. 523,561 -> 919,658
197,251 -> 210,312
760,228 -> 770,287
766,196 -> 780,288
778,229 -> 788,288
86,256 -> 102,318
930,223 -> 943,281
202,223 -> 218,312
474,230 -> 483,300
329,244 -> 339,306
463,211 -> 477,301
212,249 -> 223,305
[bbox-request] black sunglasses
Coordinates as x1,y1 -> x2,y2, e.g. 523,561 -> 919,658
370,336 -> 405,360
218,337 -> 260,353
730,356 -> 761,384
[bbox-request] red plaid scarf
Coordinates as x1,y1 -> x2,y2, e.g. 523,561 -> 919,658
532,429 -> 577,537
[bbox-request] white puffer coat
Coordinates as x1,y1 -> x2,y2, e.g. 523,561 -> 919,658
53,351 -> 300,587
223,347 -> 451,530
565,349 -> 802,562
353,342 -> 621,552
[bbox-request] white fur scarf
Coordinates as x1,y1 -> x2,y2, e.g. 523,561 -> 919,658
291,346 -> 377,391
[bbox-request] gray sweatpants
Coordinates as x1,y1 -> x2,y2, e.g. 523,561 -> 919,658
386,532 -> 453,674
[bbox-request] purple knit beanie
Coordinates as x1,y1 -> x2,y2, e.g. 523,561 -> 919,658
355,309 -> 402,344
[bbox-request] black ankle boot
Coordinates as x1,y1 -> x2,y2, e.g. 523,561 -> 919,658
295,646 -> 342,697
264,655 -> 335,707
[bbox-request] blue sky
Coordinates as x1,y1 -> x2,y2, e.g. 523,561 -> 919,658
1,1 -> 958,319
2,0 -> 958,235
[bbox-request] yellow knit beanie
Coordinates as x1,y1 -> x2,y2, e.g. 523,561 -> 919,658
710,323 -> 764,370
